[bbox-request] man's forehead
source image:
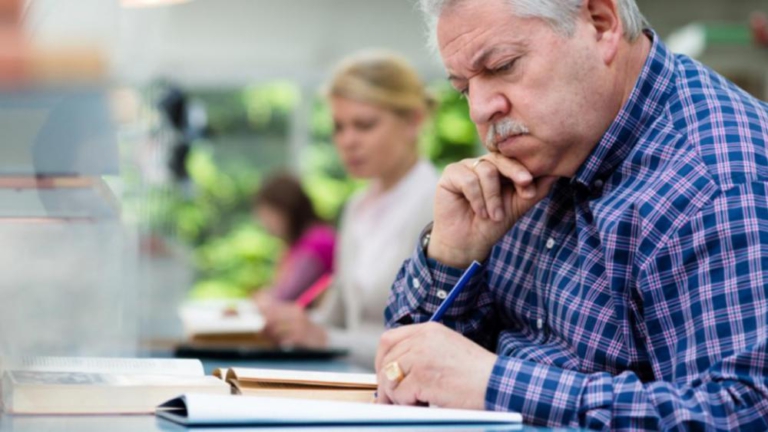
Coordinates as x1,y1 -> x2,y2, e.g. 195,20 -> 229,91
436,2 -> 530,74
441,33 -> 528,80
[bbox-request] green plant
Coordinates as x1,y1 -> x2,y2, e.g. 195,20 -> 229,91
424,80 -> 480,167
138,80 -> 479,300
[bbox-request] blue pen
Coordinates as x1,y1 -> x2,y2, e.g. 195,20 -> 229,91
374,260 -> 482,401
429,260 -> 482,322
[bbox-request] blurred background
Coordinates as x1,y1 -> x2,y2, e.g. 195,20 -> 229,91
0,0 -> 765,358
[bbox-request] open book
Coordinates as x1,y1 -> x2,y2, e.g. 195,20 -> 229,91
157,393 -> 523,426
0,357 -> 230,414
213,367 -> 377,403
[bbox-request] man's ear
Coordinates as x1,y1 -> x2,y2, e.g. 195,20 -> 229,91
585,0 -> 622,64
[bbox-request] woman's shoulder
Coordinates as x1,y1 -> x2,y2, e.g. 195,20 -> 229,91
301,224 -> 336,245
401,160 -> 440,199
410,159 -> 439,185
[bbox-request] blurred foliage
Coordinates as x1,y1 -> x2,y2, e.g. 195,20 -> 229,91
193,80 -> 299,136
174,147 -> 283,299
423,80 -> 479,167
145,79 -> 478,299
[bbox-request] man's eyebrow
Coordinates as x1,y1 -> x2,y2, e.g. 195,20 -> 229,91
446,42 -> 526,82
446,48 -> 497,82
470,47 -> 501,71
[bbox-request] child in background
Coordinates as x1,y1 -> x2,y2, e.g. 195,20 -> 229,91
252,173 -> 335,305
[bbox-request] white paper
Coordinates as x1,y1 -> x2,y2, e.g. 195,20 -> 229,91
157,393 -> 522,426
0,356 -> 203,377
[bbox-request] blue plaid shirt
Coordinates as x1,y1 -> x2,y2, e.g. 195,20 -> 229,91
385,32 -> 768,431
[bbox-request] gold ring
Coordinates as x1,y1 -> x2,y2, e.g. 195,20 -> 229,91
471,158 -> 486,171
384,361 -> 405,383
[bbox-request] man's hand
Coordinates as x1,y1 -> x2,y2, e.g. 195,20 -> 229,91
261,301 -> 328,348
374,322 -> 497,410
428,153 -> 558,268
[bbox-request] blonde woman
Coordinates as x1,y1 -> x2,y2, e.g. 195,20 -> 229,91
260,51 -> 439,368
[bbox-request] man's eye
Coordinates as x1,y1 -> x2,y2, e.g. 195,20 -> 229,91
493,59 -> 518,74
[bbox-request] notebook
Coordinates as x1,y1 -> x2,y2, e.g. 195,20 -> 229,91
156,393 -> 523,427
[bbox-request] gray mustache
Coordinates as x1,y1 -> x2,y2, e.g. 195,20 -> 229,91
485,119 -> 529,151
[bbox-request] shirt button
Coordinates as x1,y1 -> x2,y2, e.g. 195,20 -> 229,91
594,179 -> 604,189
412,278 -> 421,289
436,290 -> 448,300
536,318 -> 544,330
545,238 -> 556,249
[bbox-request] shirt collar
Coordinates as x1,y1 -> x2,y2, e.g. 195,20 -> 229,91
571,29 -> 678,191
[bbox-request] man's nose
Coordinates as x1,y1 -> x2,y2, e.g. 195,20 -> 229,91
467,79 -> 511,126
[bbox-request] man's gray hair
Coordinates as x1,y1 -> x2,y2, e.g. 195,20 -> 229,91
420,0 -> 647,42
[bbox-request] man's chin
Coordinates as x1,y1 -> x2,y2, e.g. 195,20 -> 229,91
499,155 -> 554,180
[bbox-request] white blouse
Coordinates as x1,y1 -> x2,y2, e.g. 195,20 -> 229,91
313,159 -> 439,368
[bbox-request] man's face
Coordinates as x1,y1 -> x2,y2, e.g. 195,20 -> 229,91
438,0 -> 615,178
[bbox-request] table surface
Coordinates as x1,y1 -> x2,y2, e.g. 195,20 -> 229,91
0,357 -> 580,431
0,415 -> 566,432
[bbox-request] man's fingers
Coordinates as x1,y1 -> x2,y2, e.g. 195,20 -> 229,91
455,167 -> 488,219
480,154 -> 535,198
377,351 -> 413,405
484,153 -> 533,186
374,325 -> 424,372
441,162 -> 488,219
375,388 -> 393,405
470,160 -> 504,222
388,371 -> 425,406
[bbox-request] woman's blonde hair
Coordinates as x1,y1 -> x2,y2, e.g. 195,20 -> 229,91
327,50 -> 436,117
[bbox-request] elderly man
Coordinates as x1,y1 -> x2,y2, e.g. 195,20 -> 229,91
374,0 -> 768,430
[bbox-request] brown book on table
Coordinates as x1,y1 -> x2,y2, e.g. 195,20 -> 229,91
213,367 -> 377,404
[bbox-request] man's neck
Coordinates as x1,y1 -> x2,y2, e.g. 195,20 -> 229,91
559,33 -> 655,180
618,32 -> 653,109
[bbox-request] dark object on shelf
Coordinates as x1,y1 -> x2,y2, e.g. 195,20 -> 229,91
174,344 -> 349,361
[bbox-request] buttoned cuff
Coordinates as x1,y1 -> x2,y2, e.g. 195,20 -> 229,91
393,243 -> 485,323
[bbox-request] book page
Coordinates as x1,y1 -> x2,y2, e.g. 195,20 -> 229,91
235,385 -> 374,404
157,393 -> 522,425
7,371 -> 227,388
0,357 -> 204,377
228,368 -> 377,388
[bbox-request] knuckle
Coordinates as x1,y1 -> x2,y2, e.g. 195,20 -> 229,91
478,166 -> 497,182
378,334 -> 397,354
446,162 -> 465,173
460,176 -> 479,193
